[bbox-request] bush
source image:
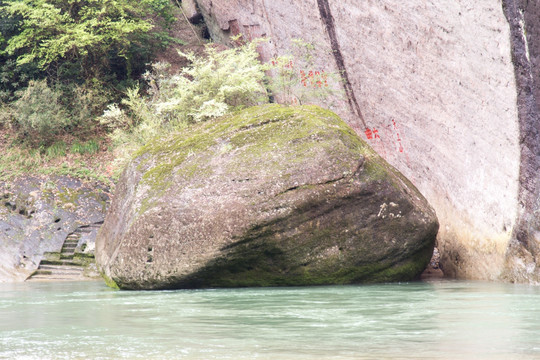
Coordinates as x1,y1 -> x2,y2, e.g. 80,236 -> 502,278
104,41 -> 269,146
147,42 -> 269,126
66,83 -> 112,131
2,79 -> 113,146
10,80 -> 70,144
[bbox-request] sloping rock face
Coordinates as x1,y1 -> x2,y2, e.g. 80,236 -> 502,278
193,0 -> 540,282
96,105 -> 438,289
0,177 -> 109,281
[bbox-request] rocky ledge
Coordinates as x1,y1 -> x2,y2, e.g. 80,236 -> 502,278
0,176 -> 109,282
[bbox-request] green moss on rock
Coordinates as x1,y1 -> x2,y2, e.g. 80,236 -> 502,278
97,104 -> 439,290
134,104 -> 366,194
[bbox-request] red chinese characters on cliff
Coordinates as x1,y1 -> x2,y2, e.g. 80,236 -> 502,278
363,119 -> 408,161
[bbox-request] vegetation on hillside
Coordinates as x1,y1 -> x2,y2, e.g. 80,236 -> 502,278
0,0 -> 177,142
0,0 -> 180,183
0,0 -> 342,185
101,40 -> 269,169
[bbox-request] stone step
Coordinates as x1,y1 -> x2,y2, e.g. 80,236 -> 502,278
27,275 -> 85,281
62,244 -> 77,249
41,259 -> 79,266
34,269 -> 83,276
39,264 -> 83,272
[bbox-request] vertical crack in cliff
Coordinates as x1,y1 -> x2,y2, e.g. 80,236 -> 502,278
316,0 -> 367,129
260,0 -> 278,56
502,0 -> 540,255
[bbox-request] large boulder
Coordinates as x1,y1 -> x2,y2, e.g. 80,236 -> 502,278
96,105 -> 438,289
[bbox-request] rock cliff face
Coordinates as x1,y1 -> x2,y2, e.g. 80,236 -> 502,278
192,0 -> 540,282
0,177 -> 108,281
96,105 -> 438,289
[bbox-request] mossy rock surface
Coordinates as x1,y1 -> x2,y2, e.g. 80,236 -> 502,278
96,104 -> 438,289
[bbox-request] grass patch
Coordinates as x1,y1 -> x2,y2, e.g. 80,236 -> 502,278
45,141 -> 67,158
70,140 -> 100,155
0,127 -> 116,186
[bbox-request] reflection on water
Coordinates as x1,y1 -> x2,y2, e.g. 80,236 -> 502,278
1,280 -> 539,359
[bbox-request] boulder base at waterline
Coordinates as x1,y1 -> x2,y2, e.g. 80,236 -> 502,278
96,104 -> 439,289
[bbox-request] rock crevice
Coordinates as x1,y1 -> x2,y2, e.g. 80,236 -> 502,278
315,0 -> 366,128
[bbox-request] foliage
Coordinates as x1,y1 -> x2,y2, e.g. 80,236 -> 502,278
0,0 -> 183,151
0,0 -> 175,78
64,83 -> 112,130
0,58 -> 39,102
8,79 -> 70,144
0,0 -> 180,109
150,42 -> 268,125
103,41 -> 269,146
45,141 -> 66,158
71,139 -> 99,155
2,79 -> 110,144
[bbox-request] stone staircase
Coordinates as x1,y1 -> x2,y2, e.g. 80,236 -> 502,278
26,223 -> 101,282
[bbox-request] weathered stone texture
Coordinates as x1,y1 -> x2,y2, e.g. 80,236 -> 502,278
96,105 -> 438,289
181,0 -> 202,24
194,0 -> 531,280
0,177 -> 109,282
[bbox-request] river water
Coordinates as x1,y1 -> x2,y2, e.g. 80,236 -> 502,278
0,280 -> 539,359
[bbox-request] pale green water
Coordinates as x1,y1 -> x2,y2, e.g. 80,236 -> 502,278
1,280 -> 539,359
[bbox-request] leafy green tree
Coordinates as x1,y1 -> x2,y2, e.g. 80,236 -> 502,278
0,3 -> 39,101
0,0 -> 176,84
0,0 -> 180,146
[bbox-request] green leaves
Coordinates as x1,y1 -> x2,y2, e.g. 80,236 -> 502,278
101,41 -> 270,157
154,42 -> 269,125
9,79 -> 70,143
0,0 -> 175,92
1,0 -> 155,69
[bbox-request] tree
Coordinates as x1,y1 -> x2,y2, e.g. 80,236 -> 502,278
0,0 -> 176,84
